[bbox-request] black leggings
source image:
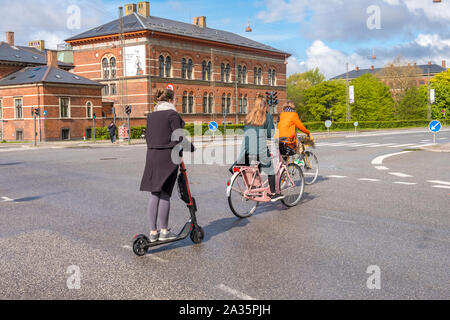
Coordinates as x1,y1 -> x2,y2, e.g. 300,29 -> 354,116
268,175 -> 276,194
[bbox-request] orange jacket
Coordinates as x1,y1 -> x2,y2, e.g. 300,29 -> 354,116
277,112 -> 310,140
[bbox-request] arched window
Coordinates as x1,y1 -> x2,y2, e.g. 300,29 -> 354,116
103,84 -> 109,96
272,69 -> 276,86
222,94 -> 226,114
238,65 -> 242,84
207,62 -> 212,81
226,93 -> 231,114
225,64 -> 231,82
181,58 -> 187,79
187,59 -> 193,79
258,68 -> 262,85
165,56 -> 171,77
110,58 -> 116,79
254,67 -> 257,85
188,91 -> 194,113
221,63 -> 225,82
202,61 -> 207,81
238,95 -> 243,114
203,93 -> 208,113
243,95 -> 248,113
182,91 -> 188,113
268,70 -> 272,86
86,101 -> 93,118
208,93 -> 213,113
242,66 -> 247,84
102,58 -> 110,79
159,56 -> 165,77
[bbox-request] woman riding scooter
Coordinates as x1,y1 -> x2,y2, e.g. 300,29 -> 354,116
140,88 -> 194,243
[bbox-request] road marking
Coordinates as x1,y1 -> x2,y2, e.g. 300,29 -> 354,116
438,138 -> 447,140
421,140 -> 431,142
394,182 -> 417,186
121,245 -> 168,263
428,180 -> 450,186
389,172 -> 413,178
358,178 -> 381,182
1,197 -> 14,202
367,144 -> 385,148
432,185 -> 450,190
314,215 -> 357,224
387,144 -> 414,148
407,143 -> 434,149
326,175 -> 348,179
371,151 -> 412,166
375,166 -> 389,171
216,284 -> 256,300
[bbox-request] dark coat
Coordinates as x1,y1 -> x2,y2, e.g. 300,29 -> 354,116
140,108 -> 192,196
108,124 -> 117,137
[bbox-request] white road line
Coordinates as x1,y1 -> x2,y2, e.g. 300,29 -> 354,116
1,197 -> 14,202
216,284 -> 256,300
375,166 -> 390,171
438,138 -> 448,140
371,151 -> 412,166
428,180 -> 450,186
358,178 -> 381,182
408,143 -> 434,149
432,185 -> 450,190
314,215 -> 357,224
421,140 -> 431,142
326,175 -> 348,179
367,144 -> 385,148
389,172 -> 413,178
394,182 -> 417,186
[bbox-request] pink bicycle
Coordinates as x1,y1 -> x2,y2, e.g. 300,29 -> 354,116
227,143 -> 305,219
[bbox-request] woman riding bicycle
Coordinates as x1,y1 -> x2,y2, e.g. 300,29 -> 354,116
231,95 -> 285,202
277,101 -> 313,155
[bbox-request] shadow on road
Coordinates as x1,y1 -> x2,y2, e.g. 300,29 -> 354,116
13,192 -> 68,203
0,162 -> 24,166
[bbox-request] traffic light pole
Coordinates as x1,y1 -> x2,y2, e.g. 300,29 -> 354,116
127,113 -> 131,145
93,115 -> 96,142
33,114 -> 37,147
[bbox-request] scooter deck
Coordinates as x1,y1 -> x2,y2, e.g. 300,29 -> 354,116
142,221 -> 193,249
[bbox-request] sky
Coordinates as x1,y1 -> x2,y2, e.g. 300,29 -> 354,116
0,0 -> 449,79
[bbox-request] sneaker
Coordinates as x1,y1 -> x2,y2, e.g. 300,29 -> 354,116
149,232 -> 159,243
295,159 -> 305,166
159,230 -> 178,241
269,193 -> 285,202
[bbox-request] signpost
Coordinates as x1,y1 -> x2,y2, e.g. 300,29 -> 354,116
428,120 -> 442,145
354,122 -> 359,135
325,120 -> 332,136
209,121 -> 218,141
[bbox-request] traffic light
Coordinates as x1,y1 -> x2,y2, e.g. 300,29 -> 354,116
93,113 -> 96,119
272,92 -> 279,106
266,92 -> 273,106
32,108 -> 40,117
125,105 -> 132,115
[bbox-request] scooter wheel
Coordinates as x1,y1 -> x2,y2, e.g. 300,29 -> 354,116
190,226 -> 205,244
133,235 -> 150,257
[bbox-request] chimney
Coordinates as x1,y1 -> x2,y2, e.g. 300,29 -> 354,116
193,16 -> 207,28
6,31 -> 14,46
370,65 -> 374,71
442,60 -> 447,69
47,50 -> 58,68
28,40 -> 45,51
137,1 -> 150,17
124,3 -> 137,15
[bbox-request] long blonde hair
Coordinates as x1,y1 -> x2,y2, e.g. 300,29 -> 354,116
245,95 -> 268,127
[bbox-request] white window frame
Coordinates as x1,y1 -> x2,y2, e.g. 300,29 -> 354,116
59,97 -> 71,119
14,97 -> 23,119
86,101 -> 93,119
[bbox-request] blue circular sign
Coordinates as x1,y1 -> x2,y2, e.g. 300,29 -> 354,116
43,110 -> 47,116
429,120 -> 442,133
208,121 -> 218,132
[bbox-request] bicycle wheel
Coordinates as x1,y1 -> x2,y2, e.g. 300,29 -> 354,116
280,163 -> 305,207
302,151 -> 319,185
227,172 -> 259,219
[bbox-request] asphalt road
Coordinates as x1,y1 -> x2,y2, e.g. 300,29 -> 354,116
0,128 -> 449,300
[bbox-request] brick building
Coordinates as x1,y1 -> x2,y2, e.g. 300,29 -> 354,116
0,51 -> 103,141
65,2 -> 290,126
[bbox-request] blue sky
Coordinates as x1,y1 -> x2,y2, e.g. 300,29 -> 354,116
0,0 -> 449,78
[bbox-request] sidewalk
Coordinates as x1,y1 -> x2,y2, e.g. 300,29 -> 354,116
420,143 -> 450,153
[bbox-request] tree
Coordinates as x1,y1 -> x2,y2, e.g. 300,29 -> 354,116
350,74 -> 395,121
396,86 -> 428,120
303,80 -> 347,122
287,68 -> 325,121
430,70 -> 450,120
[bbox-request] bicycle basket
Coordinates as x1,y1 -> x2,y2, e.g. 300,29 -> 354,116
279,142 -> 296,156
177,170 -> 191,204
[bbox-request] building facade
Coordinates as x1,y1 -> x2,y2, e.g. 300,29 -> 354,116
66,2 -> 290,126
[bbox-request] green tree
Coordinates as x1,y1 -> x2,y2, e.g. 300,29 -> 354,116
396,86 -> 428,120
350,74 -> 395,121
430,70 -> 450,120
303,68 -> 325,86
303,80 -> 347,121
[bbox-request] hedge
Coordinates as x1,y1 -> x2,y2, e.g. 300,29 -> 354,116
90,120 -> 442,140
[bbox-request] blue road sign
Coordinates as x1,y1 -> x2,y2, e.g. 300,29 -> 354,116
208,121 -> 218,132
43,110 -> 47,116
429,120 -> 442,133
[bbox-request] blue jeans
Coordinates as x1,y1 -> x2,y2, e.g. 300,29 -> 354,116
110,135 -> 116,143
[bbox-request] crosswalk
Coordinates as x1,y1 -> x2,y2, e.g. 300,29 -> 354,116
316,141 -> 438,149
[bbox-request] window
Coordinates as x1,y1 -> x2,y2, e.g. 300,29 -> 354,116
110,83 -> 117,96
207,62 -> 212,81
0,99 -> 2,120
258,68 -> 262,85
15,98 -> 23,119
103,84 -> 110,96
239,95 -> 243,113
165,56 -> 171,77
202,61 -> 207,81
225,64 -> 231,82
221,63 -> 225,82
159,55 -> 165,77
226,94 -> 231,114
254,67 -> 262,85
238,65 -> 242,84
222,94 -> 226,114
243,95 -> 248,113
254,67 -> 257,85
15,130 -> 24,141
203,93 -> 208,113
208,93 -> 213,113
86,102 -> 93,118
272,70 -> 276,86
61,128 -> 70,141
242,66 -> 247,84
182,92 -> 188,113
181,58 -> 187,79
187,59 -> 193,79
188,91 -> 194,113
268,69 -> 276,86
110,58 -> 117,79
60,97 -> 70,118
102,58 -> 110,79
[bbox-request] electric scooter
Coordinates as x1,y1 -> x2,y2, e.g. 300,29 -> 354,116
132,158 -> 205,257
